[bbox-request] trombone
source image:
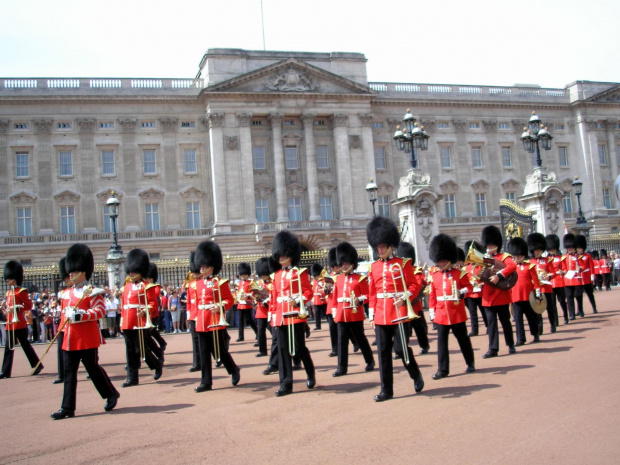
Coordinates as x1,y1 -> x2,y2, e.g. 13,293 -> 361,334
0,286 -> 22,351
282,267 -> 308,356
389,263 -> 419,366
207,277 -> 228,363
134,281 -> 154,362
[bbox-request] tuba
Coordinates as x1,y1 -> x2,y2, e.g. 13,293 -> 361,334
465,243 -> 518,290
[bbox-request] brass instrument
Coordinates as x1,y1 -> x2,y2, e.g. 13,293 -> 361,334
207,277 -> 229,363
0,286 -> 22,351
465,243 -> 518,290
343,291 -> 359,313
281,267 -> 309,356
388,263 -> 419,366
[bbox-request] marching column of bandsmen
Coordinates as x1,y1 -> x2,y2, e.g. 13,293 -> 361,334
0,217 -> 605,415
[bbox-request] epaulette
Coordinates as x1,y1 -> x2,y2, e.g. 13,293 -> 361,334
528,263 -> 536,270
501,253 -> 512,260
413,266 -> 424,275
297,267 -> 308,275
358,274 -> 368,283
217,278 -> 229,286
145,283 -> 157,290
15,287 -> 28,295
402,257 -> 412,266
190,281 -> 197,290
459,269 -> 468,279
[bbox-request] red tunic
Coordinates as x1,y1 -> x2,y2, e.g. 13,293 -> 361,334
194,277 -> 234,332
578,254 -> 594,285
562,253 -> 583,287
530,256 -> 554,294
333,272 -> 368,323
511,261 -> 541,303
593,259 -> 601,276
254,278 -> 273,319
600,258 -> 611,274
187,279 -> 198,321
548,253 -> 566,288
411,267 -> 426,315
4,287 -> 31,331
464,263 -> 484,298
368,257 -> 421,326
481,253 -> 516,307
120,280 -> 158,330
62,285 -> 106,351
236,279 -> 253,310
146,283 -> 161,318
428,267 -> 470,325
270,267 -> 313,326
311,279 -> 327,306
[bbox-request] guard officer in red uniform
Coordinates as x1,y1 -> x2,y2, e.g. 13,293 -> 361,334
325,247 -> 340,357
576,235 -> 598,314
310,263 -> 328,330
53,257 -> 71,384
561,234 -> 584,320
331,241 -> 375,377
367,216 -> 424,402
480,225 -> 517,358
527,233 -> 558,333
193,241 -> 240,392
427,234 -> 475,379
463,240 -> 488,337
187,252 -> 202,373
253,257 -> 273,358
546,234 -> 568,325
235,262 -> 258,342
1,260 -> 44,379
51,243 -> 119,419
145,263 -> 167,365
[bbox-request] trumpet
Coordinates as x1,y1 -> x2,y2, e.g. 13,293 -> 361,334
207,277 -> 229,363
0,286 -> 22,351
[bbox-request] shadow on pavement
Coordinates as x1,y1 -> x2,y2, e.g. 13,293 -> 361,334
405,383 -> 502,399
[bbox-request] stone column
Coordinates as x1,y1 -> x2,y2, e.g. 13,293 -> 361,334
359,113 -> 377,217
482,120 -> 502,209
333,114 -> 354,219
0,120 -> 9,232
302,113 -> 320,220
237,113 -> 257,222
207,112 -> 230,232
160,118 -> 180,228
118,119 -> 138,231
77,119 -> 97,231
605,120 -> 619,192
575,115 -> 604,216
33,119 -> 53,233
270,113 -> 288,222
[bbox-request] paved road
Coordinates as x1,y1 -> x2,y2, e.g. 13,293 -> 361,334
1,288 -> 619,464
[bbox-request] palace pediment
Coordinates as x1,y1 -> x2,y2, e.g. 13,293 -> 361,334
202,58 -> 374,96
587,84 -> 620,103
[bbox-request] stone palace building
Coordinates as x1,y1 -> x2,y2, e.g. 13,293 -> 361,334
1,48 -> 619,267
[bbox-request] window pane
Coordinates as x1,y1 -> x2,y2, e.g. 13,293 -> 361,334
475,193 -> 487,216
440,147 -> 451,169
145,203 -> 159,231
559,147 -> 568,167
316,145 -> 329,169
59,151 -> 73,176
472,148 -> 482,168
17,207 -> 32,236
288,198 -> 302,221
374,146 -> 386,170
506,192 -> 516,202
378,195 -> 390,218
103,205 -> 113,233
102,150 -> 115,175
60,206 -> 75,234
16,152 -> 29,177
143,150 -> 156,174
253,147 -> 266,170
445,194 -> 456,218
184,149 -> 197,173
502,148 -> 512,168
255,198 -> 269,223
563,193 -> 573,213
319,196 -> 333,220
186,202 -> 200,229
603,189 -> 611,209
285,147 -> 298,170
599,145 -> 607,165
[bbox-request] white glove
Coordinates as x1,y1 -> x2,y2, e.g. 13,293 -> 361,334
267,312 -> 272,323
429,308 -> 435,321
535,289 -> 542,300
64,307 -> 77,322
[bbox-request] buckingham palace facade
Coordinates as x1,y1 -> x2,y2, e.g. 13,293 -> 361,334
1,48 -> 619,267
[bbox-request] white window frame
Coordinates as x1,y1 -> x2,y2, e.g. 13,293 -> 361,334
256,198 -> 270,223
15,151 -> 29,178
101,149 -> 115,176
17,207 -> 32,236
374,146 -> 386,170
253,146 -> 266,170
378,195 -> 391,218
145,203 -> 160,231
444,193 -> 456,218
563,193 -> 573,213
316,145 -> 329,169
184,149 -> 197,174
603,189 -> 611,209
471,147 -> 483,168
475,193 -> 487,216
558,147 -> 569,167
186,202 -> 200,229
599,145 -> 608,165
440,146 -> 452,169
506,192 -> 516,202
285,146 -> 298,170
103,204 -> 114,233
143,149 -> 157,175
288,197 -> 302,221
60,206 -> 76,235
501,147 -> 512,168
59,150 -> 73,177
319,196 -> 333,220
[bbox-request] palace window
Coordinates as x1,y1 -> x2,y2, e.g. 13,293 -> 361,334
469,122 -> 480,129
184,149 -> 197,174
186,202 -> 200,229
17,207 -> 32,236
440,146 -> 452,169
57,122 -> 71,129
599,145 -> 607,165
437,122 -> 449,129
60,206 -> 76,235
471,147 -> 483,168
444,194 -> 456,218
499,123 -> 510,129
378,195 -> 391,218
141,121 -> 155,129
102,150 -> 115,176
253,147 -> 266,170
603,189 -> 612,209
103,204 -> 114,233
563,193 -> 573,213
506,192 -> 516,202
502,147 -> 512,168
559,147 -> 569,167
288,197 -> 302,221
256,199 -> 270,223
374,146 -> 386,170
475,193 -> 487,216
16,152 -> 29,178
285,146 -> 298,170
316,145 -> 329,169
320,196 -> 333,220
371,122 -> 384,129
143,149 -> 156,174
181,121 -> 195,128
59,150 -> 73,176
100,122 -> 115,129
14,123 -> 29,130
145,203 -> 160,231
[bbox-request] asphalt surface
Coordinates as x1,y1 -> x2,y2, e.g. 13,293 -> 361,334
1,288 -> 619,465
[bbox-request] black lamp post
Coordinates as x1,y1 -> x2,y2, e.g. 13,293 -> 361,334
572,176 -> 587,225
393,109 -> 430,169
521,111 -> 553,167
366,178 -> 378,217
106,192 -> 122,254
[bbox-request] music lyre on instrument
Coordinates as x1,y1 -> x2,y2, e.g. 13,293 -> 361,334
207,277 -> 228,363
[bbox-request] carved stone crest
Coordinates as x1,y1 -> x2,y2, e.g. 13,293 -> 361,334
226,136 -> 238,151
159,118 -> 178,132
349,135 -> 361,149
118,119 -> 137,132
544,193 -> 561,234
0,120 -> 9,133
266,66 -> 317,92
416,196 -> 435,246
77,119 -> 96,133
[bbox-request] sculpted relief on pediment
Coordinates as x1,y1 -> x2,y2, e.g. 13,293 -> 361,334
266,66 -> 318,92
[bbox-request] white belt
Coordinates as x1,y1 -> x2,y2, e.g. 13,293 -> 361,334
437,296 -> 458,302
238,300 -> 248,305
125,304 -> 147,309
377,293 -> 396,299
198,304 -> 217,310
277,296 -> 297,303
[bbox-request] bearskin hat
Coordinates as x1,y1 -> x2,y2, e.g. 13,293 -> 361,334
545,234 -> 560,252
238,262 -> 251,276
58,257 -> 68,281
124,248 -> 150,279
147,262 -> 158,283
508,237 -> 528,257
481,225 -> 503,250
366,216 -> 400,250
457,247 -> 466,264
429,234 -> 458,264
396,241 -> 416,262
336,242 -> 359,269
591,250 -> 600,260
464,240 -> 484,255
271,231 -> 302,267
310,263 -> 324,278
563,233 -> 576,250
194,241 -> 223,275
189,252 -> 200,274
527,233 -> 547,256
327,247 -> 338,268
65,243 -> 95,280
600,249 -> 608,258
575,235 -> 588,251
3,260 -> 24,286
256,257 -> 273,278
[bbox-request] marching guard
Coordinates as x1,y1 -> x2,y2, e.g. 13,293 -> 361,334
235,262 -> 258,342
562,234 -> 584,320
50,244 -> 119,419
1,260 -> 44,379
546,234 -> 568,325
576,235 -> 598,314
463,241 -> 489,337
427,234 -> 475,379
53,257 -> 71,384
527,233 -> 558,333
187,252 -> 202,373
145,263 -> 167,364
325,247 -> 340,357
254,257 -> 273,358
366,216 -> 424,402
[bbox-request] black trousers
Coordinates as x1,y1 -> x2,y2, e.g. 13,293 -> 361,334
1,328 -> 40,376
553,287 -> 568,322
603,273 -> 612,290
411,314 -> 430,350
256,317 -> 271,355
189,320 -> 200,368
565,285 -> 583,319
375,324 -> 421,396
436,322 -> 474,374
197,329 -> 238,386
513,300 -> 540,343
276,324 -> 315,389
583,283 -> 598,313
237,309 -> 257,341
61,347 -> 118,411
483,304 -> 514,352
151,323 -> 167,349
56,331 -> 65,379
336,321 -> 374,371
326,314 -> 338,353
313,304 -> 326,329
465,297 -> 488,333
123,329 -> 161,382
544,291 -> 559,329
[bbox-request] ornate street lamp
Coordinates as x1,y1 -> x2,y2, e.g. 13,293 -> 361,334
521,111 -> 553,167
366,178 -> 378,217
393,109 -> 430,169
572,176 -> 587,225
106,192 -> 122,254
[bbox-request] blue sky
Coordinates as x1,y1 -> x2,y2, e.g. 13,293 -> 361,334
1,0 -> 618,88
